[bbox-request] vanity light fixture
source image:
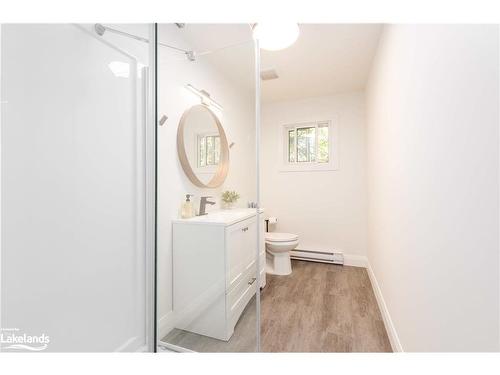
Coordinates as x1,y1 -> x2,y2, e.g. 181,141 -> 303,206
185,84 -> 223,111
252,22 -> 300,51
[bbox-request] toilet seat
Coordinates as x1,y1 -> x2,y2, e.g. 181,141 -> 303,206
265,232 -> 299,242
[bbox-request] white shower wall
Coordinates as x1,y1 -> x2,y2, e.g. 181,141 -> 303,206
0,24 -> 153,352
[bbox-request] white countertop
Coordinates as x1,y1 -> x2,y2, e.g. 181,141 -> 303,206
172,208 -> 264,226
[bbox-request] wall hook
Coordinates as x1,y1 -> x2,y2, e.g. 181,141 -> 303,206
159,115 -> 168,126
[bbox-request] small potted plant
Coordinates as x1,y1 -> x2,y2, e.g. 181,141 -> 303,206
221,190 -> 240,209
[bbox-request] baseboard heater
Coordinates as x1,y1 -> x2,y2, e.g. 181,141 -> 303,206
290,249 -> 344,265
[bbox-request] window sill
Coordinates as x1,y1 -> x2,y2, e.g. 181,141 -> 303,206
279,163 -> 339,173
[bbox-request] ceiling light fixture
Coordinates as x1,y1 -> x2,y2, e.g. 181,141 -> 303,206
252,23 -> 300,51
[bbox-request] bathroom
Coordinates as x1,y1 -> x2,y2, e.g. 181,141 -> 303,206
1,22 -> 499,354
152,23 -> 499,352
154,23 -> 381,352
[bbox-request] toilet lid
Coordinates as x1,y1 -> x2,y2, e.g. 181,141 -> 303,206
265,232 -> 298,242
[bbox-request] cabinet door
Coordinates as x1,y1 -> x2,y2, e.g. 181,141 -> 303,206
226,216 -> 257,290
243,217 -> 258,274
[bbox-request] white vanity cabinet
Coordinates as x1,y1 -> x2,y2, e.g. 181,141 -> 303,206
172,209 -> 265,341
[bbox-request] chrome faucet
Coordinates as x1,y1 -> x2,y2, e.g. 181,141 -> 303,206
199,196 -> 216,216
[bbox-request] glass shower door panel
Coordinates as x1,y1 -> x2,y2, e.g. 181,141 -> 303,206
157,24 -> 259,352
1,24 -> 154,352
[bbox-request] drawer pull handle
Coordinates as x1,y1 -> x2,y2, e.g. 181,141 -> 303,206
241,227 -> 249,232
248,277 -> 256,285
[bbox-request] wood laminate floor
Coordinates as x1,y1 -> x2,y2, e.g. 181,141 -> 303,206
162,261 -> 392,352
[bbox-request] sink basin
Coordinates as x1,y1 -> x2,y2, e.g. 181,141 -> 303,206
173,208 -> 263,226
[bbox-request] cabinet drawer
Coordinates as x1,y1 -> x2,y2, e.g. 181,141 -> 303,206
226,216 -> 257,290
227,264 -> 257,330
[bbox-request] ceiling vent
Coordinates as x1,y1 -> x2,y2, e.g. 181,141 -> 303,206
260,68 -> 279,81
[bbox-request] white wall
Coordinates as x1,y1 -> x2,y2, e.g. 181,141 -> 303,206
366,25 -> 499,351
261,93 -> 368,260
157,24 -> 256,337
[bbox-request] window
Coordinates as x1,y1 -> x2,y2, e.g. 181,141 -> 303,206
282,120 -> 337,171
288,123 -> 329,163
197,134 -> 220,168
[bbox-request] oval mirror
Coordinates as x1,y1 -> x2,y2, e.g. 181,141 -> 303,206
177,105 -> 229,188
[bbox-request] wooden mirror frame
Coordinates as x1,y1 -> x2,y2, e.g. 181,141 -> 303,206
177,104 -> 229,188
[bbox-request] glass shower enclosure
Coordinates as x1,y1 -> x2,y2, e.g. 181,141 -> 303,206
155,24 -> 261,352
1,23 -> 261,353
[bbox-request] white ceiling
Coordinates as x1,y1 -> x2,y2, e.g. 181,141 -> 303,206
159,23 -> 255,96
261,24 -> 382,102
161,24 -> 382,103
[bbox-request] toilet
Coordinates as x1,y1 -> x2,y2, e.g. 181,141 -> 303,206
265,232 -> 299,276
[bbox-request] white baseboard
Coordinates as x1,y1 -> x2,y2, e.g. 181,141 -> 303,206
158,311 -> 175,341
343,254 -> 368,268
366,262 -> 404,352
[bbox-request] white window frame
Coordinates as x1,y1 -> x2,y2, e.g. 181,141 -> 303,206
280,119 -> 339,172
194,132 -> 219,175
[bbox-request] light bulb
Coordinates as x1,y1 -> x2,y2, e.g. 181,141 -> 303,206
252,23 -> 300,51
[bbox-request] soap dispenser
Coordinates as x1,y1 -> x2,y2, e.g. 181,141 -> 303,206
181,194 -> 195,219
